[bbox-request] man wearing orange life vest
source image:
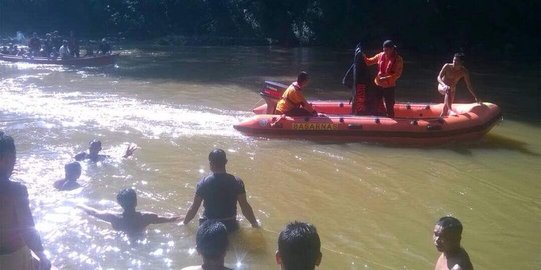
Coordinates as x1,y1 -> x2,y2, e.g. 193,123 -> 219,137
275,71 -> 317,116
364,40 -> 404,118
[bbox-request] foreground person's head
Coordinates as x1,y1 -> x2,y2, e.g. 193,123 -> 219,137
433,216 -> 463,253
277,221 -> 322,270
196,220 -> 229,263
0,132 -> 16,180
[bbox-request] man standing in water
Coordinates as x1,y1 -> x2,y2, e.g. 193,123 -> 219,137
0,133 -> 51,270
437,53 -> 479,116
365,40 -> 404,117
74,140 -> 137,162
183,149 -> 259,232
433,216 -> 473,270
78,188 -> 180,238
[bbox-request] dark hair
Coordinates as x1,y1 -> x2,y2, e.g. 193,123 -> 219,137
436,216 -> 463,237
0,132 -> 15,158
278,221 -> 321,270
297,71 -> 309,84
89,140 -> 102,148
65,161 -> 81,173
208,149 -> 227,166
117,188 -> 137,210
196,220 -> 229,260
454,53 -> 465,61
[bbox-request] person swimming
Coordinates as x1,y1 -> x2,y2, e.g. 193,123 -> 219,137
78,188 -> 179,238
74,140 -> 137,162
53,161 -> 82,191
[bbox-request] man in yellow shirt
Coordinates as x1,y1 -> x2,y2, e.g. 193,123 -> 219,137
364,40 -> 404,117
275,72 -> 317,116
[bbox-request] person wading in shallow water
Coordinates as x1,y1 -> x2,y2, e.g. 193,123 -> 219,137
433,216 -> 474,270
53,161 -> 82,191
78,188 -> 179,239
182,149 -> 259,232
0,132 -> 51,270
74,140 -> 137,162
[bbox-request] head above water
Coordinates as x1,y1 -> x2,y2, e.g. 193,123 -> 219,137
297,71 -> 309,87
209,148 -> 227,168
89,140 -> 102,154
433,216 -> 463,253
196,220 -> 229,261
117,188 -> 137,210
65,161 -> 81,180
277,221 -> 322,270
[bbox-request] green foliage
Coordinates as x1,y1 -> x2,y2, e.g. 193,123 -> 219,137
0,0 -> 538,55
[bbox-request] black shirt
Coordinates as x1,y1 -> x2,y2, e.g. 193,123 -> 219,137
196,173 -> 246,220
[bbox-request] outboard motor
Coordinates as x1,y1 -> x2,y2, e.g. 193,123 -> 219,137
259,80 -> 288,114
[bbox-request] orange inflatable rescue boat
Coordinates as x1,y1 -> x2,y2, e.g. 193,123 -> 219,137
233,81 -> 502,144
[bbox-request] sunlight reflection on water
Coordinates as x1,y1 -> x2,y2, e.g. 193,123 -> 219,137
1,47 -> 540,269
0,75 -> 247,140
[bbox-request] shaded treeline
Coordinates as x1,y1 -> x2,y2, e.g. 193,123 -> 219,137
0,0 -> 539,56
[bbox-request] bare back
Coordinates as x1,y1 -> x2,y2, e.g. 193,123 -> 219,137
435,248 -> 473,270
109,212 -> 158,235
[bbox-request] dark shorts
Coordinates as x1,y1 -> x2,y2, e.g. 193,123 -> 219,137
199,218 -> 239,233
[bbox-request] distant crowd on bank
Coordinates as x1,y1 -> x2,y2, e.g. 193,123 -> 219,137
0,131 -> 474,270
0,31 -> 113,60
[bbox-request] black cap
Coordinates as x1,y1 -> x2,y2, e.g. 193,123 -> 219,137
383,40 -> 396,48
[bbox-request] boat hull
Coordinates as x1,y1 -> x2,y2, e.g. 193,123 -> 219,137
235,102 -> 502,145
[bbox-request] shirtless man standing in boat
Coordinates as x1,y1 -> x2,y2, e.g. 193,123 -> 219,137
437,53 -> 479,116
433,216 -> 473,270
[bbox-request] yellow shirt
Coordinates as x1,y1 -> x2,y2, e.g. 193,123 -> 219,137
275,83 -> 312,114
